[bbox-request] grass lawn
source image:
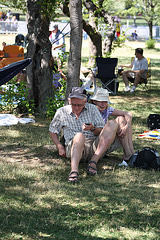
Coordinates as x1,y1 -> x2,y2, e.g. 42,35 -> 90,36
0,37 -> 160,239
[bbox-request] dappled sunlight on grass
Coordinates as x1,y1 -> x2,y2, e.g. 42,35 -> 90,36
0,40 -> 160,239
0,154 -> 159,239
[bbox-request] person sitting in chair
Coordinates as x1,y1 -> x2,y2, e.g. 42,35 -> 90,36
80,66 -> 95,90
121,48 -> 148,93
131,30 -> 138,40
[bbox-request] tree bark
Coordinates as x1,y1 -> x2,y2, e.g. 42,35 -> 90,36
62,0 -> 102,67
87,10 -> 102,67
83,0 -> 115,58
26,0 -> 53,112
99,9 -> 115,54
65,0 -> 82,101
148,20 -> 153,39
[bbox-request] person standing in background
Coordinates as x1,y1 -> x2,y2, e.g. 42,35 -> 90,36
49,24 -> 65,69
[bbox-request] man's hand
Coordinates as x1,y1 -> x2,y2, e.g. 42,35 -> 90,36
49,131 -> 66,157
58,144 -> 66,157
82,123 -> 94,131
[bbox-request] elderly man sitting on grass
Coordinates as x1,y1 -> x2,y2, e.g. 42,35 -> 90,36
49,87 -> 135,183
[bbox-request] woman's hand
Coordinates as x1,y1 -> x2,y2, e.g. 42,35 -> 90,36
117,124 -> 129,137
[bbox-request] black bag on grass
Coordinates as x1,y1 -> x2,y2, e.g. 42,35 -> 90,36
129,147 -> 160,170
147,114 -> 160,130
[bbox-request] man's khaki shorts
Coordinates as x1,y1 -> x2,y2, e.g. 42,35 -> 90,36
128,72 -> 147,82
65,136 -> 121,162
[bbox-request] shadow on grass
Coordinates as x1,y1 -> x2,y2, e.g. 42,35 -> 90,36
154,48 -> 160,53
0,160 -> 159,239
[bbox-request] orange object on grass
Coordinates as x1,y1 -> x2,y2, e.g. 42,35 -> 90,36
0,45 -> 24,69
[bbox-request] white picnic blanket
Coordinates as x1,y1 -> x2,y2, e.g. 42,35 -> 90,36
0,114 -> 35,126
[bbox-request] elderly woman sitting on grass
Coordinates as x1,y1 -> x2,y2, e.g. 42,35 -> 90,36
90,88 -> 135,166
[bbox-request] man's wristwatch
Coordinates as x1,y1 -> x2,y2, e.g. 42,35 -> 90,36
91,126 -> 96,132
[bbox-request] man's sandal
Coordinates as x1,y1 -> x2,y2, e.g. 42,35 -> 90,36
68,171 -> 79,183
87,160 -> 97,176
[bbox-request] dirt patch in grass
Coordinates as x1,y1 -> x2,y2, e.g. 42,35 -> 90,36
111,95 -> 159,104
0,144 -> 62,166
0,143 -> 122,171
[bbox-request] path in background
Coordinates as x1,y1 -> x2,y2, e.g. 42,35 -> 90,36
0,33 -> 16,46
1,34 -> 160,61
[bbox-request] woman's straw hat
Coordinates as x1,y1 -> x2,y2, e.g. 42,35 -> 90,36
90,88 -> 109,102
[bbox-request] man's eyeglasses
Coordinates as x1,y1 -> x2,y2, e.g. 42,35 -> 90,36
70,103 -> 85,107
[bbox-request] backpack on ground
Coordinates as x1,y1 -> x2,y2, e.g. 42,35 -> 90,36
147,114 -> 160,130
129,147 -> 160,170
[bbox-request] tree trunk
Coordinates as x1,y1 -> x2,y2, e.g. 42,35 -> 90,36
83,0 -> 115,61
148,20 -> 153,39
88,10 -> 102,67
26,0 -> 53,112
99,10 -> 115,55
65,0 -> 82,101
82,21 -> 102,62
62,1 -> 102,68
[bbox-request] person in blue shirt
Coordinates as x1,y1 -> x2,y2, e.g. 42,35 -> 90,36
131,30 -> 138,40
49,24 -> 65,69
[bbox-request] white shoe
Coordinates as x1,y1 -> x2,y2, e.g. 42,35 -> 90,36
124,87 -> 130,92
118,160 -> 128,167
130,88 -> 135,93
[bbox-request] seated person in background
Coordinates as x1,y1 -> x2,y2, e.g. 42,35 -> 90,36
121,48 -> 148,93
2,42 -> 6,49
80,66 -> 95,90
49,87 -> 122,183
131,30 -> 138,40
90,88 -> 135,167
15,34 -> 25,47
50,57 -> 66,89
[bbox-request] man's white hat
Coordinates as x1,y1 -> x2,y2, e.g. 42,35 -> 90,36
90,88 -> 109,102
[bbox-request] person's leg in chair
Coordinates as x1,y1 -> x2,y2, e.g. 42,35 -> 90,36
130,72 -> 141,92
122,71 -> 132,91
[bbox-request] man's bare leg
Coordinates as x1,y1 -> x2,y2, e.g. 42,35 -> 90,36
133,72 -> 141,87
69,133 -> 85,181
122,71 -> 131,87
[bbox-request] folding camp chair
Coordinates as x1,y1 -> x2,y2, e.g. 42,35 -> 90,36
95,57 -> 118,95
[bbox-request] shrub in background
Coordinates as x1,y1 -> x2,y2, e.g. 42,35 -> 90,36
145,38 -> 156,49
0,79 -> 35,114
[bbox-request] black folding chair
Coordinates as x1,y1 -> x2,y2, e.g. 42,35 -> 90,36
95,57 -> 118,95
